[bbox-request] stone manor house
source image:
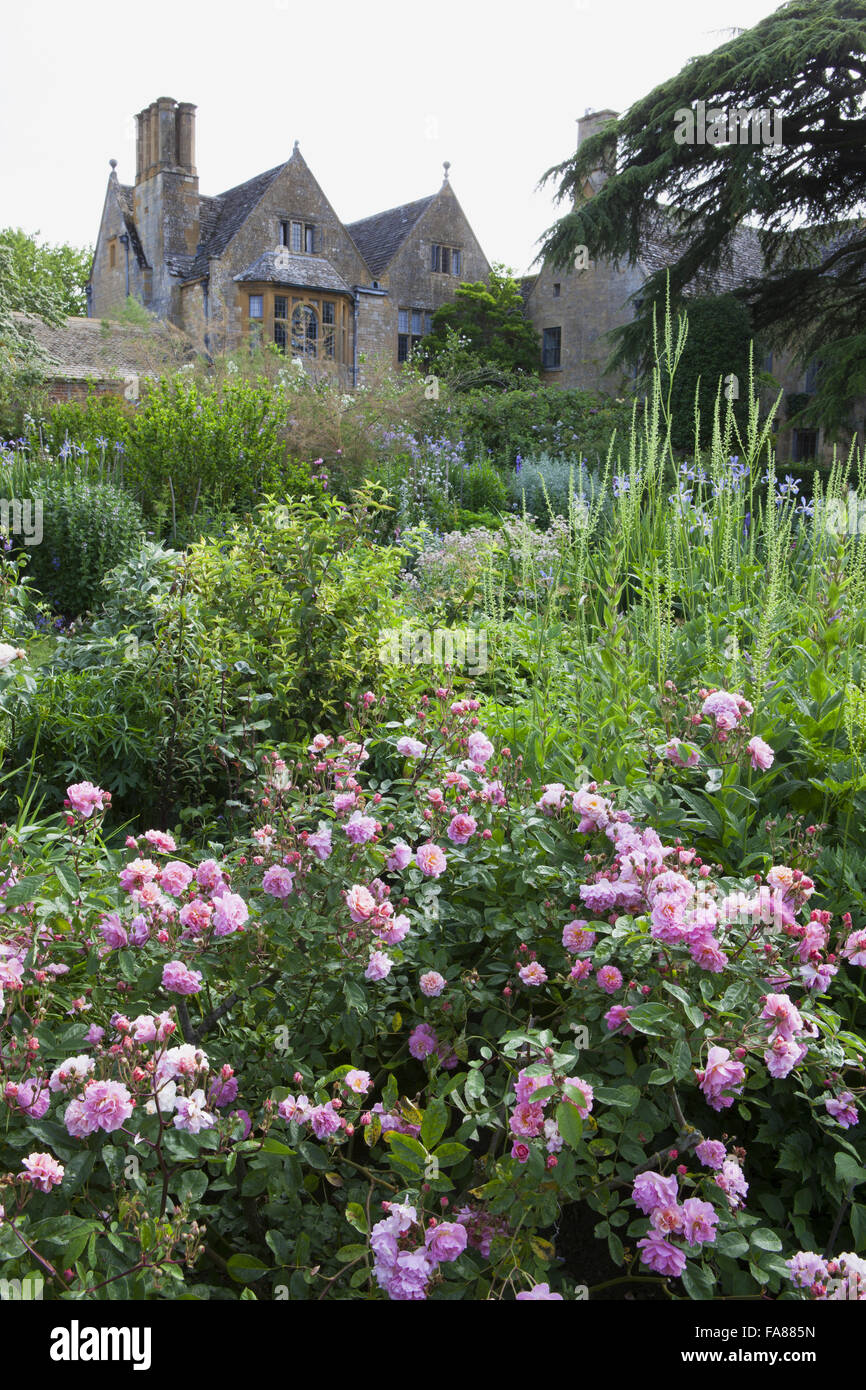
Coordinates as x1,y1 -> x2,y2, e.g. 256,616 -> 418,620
87,96 -> 490,386
521,110 -> 852,465
85,98 -> 850,462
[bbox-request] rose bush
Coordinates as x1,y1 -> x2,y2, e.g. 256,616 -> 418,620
0,686 -> 863,1301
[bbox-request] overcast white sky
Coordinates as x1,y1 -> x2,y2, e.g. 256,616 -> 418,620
1,0 -> 783,276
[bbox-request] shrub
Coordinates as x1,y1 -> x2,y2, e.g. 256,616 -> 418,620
15,465 -> 145,618
427,385 -> 633,467
123,373 -> 292,520
185,488 -> 407,739
5,542 -> 240,826
507,453 -> 605,522
451,456 -> 507,514
0,689 -> 863,1303
35,392 -> 133,462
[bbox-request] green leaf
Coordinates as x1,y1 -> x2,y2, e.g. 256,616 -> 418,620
715,1230 -> 749,1259
3,873 -> 46,906
261,1138 -> 294,1155
648,1068 -> 674,1085
672,1038 -> 692,1079
593,1085 -> 641,1109
627,1003 -> 673,1036
681,1260 -> 715,1300
335,1244 -> 367,1262
433,1141 -> 470,1167
54,862 -> 81,899
555,1100 -> 584,1149
420,1098 -> 448,1150
178,1169 -> 208,1204
386,1132 -> 427,1162
835,1152 -> 866,1187
465,1069 -> 486,1103
226,1253 -> 269,1283
685,1003 -> 706,1029
345,1202 -> 369,1235
749,1227 -> 783,1253
298,1141 -> 328,1171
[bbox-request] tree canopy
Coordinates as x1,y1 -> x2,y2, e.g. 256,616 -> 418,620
423,263 -> 541,382
0,228 -> 92,318
538,0 -> 866,429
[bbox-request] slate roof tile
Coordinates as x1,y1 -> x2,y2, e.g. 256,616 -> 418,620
233,251 -> 351,295
345,196 -> 435,277
12,312 -> 193,380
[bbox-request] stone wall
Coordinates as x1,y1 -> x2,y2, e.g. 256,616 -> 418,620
202,150 -> 371,359
383,183 -> 490,368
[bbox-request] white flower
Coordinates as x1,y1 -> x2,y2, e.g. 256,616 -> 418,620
145,1079 -> 178,1115
0,644 -> 23,668
49,1054 -> 96,1093
173,1089 -> 215,1134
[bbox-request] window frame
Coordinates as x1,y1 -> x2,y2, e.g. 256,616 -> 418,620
542,326 -> 562,370
279,219 -> 318,254
430,243 -> 462,275
397,304 -> 431,363
244,286 -> 346,362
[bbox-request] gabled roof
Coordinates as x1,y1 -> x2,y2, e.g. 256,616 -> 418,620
346,195 -> 435,277
115,183 -> 148,268
519,274 -> 538,301
12,312 -> 193,380
233,250 -> 351,296
638,213 -> 765,296
186,166 -> 285,280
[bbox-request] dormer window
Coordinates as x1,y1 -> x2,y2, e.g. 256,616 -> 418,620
280,220 -> 318,254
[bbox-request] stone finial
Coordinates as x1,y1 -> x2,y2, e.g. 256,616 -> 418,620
109,158 -> 118,170
442,160 -> 451,182
293,139 -> 299,153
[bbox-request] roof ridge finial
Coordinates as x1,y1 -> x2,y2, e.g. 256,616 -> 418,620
109,158 -> 118,171
442,160 -> 451,182
293,140 -> 299,153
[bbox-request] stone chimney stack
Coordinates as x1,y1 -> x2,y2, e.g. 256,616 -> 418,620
575,108 -> 619,199
177,103 -> 197,176
135,97 -> 196,183
131,96 -> 200,320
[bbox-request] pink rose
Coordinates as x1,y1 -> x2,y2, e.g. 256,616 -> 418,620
420,971 -> 446,997
446,813 -> 477,845
415,843 -> 447,878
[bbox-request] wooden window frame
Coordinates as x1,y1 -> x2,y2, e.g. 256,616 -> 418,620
244,285 -> 345,361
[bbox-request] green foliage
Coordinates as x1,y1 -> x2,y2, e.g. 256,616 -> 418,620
507,453 -> 606,522
428,383 -> 632,467
538,0 -> 866,432
187,489 -> 406,740
660,294 -> 755,451
5,542 -> 234,825
101,294 -> 159,328
36,392 -> 134,460
424,264 -> 541,379
0,227 -> 92,317
14,465 -> 145,619
450,457 -> 507,514
122,373 -> 297,522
